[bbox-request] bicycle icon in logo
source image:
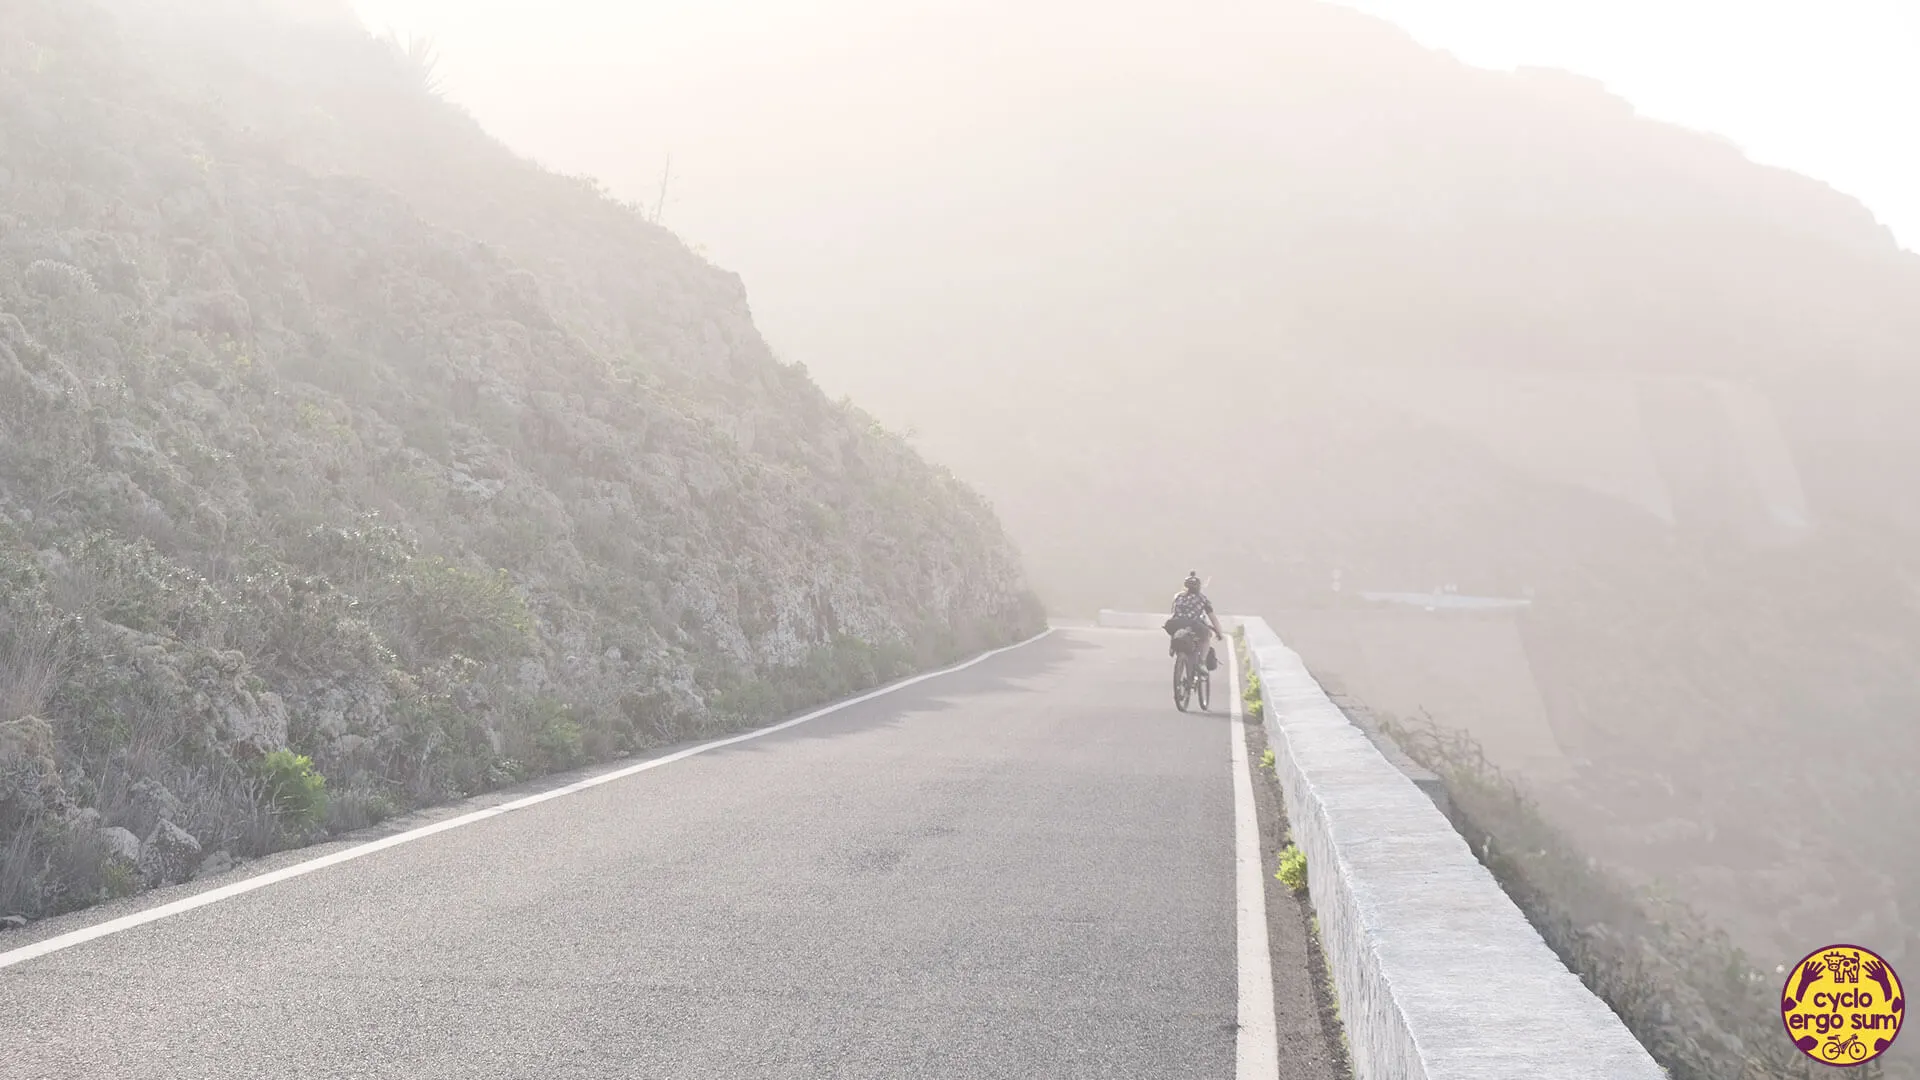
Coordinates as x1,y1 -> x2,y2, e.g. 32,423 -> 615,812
1822,1033 -> 1870,1063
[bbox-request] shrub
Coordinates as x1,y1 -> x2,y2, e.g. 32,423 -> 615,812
323,786 -> 396,833
0,601 -> 79,727
1276,843 -> 1309,894
378,31 -> 447,98
297,516 -> 415,594
0,816 -> 50,917
256,750 -> 327,833
380,674 -> 491,800
526,698 -> 585,772
61,532 -> 224,642
25,260 -> 97,299
395,557 -> 536,663
706,678 -> 782,727
1,816 -> 138,918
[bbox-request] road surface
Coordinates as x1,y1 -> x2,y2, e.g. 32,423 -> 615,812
0,628 -> 1336,1079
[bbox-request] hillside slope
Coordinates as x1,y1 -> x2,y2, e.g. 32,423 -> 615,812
0,0 -> 1041,921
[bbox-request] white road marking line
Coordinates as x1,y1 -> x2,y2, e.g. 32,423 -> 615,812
1228,636 -> 1282,1079
0,629 -> 1054,972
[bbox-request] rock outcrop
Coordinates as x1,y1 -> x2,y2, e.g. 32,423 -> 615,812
138,821 -> 205,888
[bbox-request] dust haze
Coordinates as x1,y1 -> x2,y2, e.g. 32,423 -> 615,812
6,0 -> 1918,1074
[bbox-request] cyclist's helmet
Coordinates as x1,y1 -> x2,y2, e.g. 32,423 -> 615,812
1184,571 -> 1202,593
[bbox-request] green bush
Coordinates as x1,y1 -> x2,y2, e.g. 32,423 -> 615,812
1276,842 -> 1308,894
396,557 -> 537,662
527,698 -> 585,771
298,516 -> 415,593
63,532 -> 224,641
381,674 -> 493,800
256,750 -> 328,833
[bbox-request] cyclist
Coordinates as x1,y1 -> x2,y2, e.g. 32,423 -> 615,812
1166,571 -> 1224,667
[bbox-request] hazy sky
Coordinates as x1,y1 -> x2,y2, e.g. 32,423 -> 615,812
349,0 -> 1920,252
1340,0 -> 1919,251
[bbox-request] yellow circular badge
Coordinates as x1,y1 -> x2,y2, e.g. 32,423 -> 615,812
1781,944 -> 1904,1067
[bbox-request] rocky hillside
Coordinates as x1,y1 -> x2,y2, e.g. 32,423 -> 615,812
0,0 -> 1042,923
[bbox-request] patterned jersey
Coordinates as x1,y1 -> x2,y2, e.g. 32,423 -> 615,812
1171,590 -> 1214,622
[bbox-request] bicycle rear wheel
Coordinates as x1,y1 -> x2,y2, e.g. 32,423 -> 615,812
1173,656 -> 1191,712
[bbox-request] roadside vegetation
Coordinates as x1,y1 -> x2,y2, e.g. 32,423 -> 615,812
1233,627 -> 1351,1079
1275,843 -> 1308,894
1384,711 -> 1869,1080
1243,639 -> 1309,897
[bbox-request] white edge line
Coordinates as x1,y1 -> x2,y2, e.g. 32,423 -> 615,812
0,628 -> 1055,972
1228,634 -> 1282,1079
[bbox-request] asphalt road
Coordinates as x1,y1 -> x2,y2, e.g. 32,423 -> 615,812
0,628 -> 1323,1079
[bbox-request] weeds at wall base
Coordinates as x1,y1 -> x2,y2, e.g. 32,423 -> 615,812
1275,842 -> 1309,894
1233,627 -> 1265,721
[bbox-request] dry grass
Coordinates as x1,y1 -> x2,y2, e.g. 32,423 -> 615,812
0,607 -> 73,727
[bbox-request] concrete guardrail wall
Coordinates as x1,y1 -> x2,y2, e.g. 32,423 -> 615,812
1241,616 -> 1666,1080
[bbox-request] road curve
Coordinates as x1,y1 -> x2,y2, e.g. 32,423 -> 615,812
2,629 -> 1279,1079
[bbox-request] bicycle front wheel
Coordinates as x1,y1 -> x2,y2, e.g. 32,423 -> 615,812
1173,656 -> 1191,712
1197,668 -> 1211,711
